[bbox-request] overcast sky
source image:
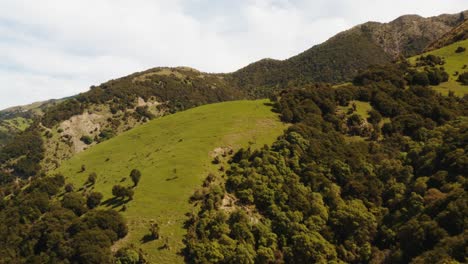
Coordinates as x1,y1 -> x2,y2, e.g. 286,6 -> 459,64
0,0 -> 467,110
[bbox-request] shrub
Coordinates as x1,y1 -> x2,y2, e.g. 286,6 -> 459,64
87,192 -> 103,209
455,46 -> 466,53
87,172 -> 97,185
130,169 -> 142,187
80,135 -> 93,145
457,72 -> 468,85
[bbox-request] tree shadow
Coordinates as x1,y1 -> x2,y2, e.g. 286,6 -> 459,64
101,197 -> 128,209
141,234 -> 155,244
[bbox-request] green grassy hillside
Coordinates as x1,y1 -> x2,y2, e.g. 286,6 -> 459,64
409,39 -> 468,96
53,100 -> 287,263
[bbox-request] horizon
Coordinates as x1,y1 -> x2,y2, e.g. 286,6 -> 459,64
0,0 -> 467,110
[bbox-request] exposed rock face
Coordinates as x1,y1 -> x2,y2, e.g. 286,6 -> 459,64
351,10 -> 468,58
425,19 -> 468,52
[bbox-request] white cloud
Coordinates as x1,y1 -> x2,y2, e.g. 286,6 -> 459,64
0,0 -> 466,109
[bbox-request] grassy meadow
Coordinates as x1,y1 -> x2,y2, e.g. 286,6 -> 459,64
408,39 -> 468,96
53,99 -> 287,263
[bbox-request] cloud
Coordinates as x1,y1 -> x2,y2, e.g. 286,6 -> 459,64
0,0 -> 467,109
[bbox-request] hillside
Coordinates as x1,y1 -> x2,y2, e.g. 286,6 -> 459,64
229,11 -> 467,93
408,39 -> 468,96
52,100 -> 287,262
0,99 -> 63,147
1,11 -> 466,160
425,19 -> 468,51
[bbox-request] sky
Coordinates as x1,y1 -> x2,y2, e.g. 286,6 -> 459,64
0,0 -> 467,110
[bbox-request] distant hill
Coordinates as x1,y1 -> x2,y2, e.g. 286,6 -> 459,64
425,19 -> 468,52
229,10 -> 468,94
0,99 -> 63,147
1,10 -> 467,174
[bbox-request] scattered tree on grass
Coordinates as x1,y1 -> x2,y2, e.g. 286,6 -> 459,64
149,222 -> 160,240
130,169 -> 141,187
457,72 -> 468,85
455,46 -> 466,53
112,185 -> 134,200
65,183 -> 74,193
87,172 -> 97,185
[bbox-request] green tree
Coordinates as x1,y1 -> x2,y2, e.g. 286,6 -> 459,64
130,169 -> 141,187
87,192 -> 103,209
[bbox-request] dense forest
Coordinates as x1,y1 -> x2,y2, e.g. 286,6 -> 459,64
0,173 -> 139,263
184,61 -> 467,263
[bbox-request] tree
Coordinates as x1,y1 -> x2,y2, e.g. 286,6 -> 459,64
412,72 -> 430,86
457,72 -> 468,85
149,222 -> 160,239
62,192 -> 87,216
64,183 -> 74,193
455,46 -> 465,53
112,185 -> 126,199
80,135 -> 93,145
87,192 -> 103,209
367,109 -> 382,125
87,172 -> 97,185
112,185 -> 133,200
129,169 -> 141,187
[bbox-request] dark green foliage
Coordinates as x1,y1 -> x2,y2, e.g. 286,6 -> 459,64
87,172 -> 97,185
115,247 -> 146,264
80,135 -> 93,145
112,185 -> 134,200
87,192 -> 103,209
135,106 -> 155,120
415,54 -> 445,67
0,176 -> 127,263
65,183 -> 75,192
232,32 -> 392,97
62,192 -> 88,216
185,63 -> 468,263
130,169 -> 142,187
412,71 -> 430,86
149,222 -> 160,240
457,72 -> 468,85
0,128 -> 44,177
455,46 -> 465,53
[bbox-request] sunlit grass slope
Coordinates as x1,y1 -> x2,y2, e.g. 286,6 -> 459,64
409,39 -> 468,96
54,99 -> 287,263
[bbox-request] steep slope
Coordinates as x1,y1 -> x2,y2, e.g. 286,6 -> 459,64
408,39 -> 468,96
425,19 -> 468,52
229,10 -> 467,93
53,100 -> 287,263
2,10 -> 466,177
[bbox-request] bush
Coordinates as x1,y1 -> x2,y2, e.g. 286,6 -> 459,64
87,192 -> 103,209
87,172 -> 97,185
80,135 -> 93,145
457,72 -> 468,85
455,46 -> 466,53
130,169 -> 142,187
412,72 -> 430,86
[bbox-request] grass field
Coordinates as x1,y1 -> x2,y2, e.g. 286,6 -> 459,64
408,39 -> 468,96
337,100 -> 372,119
53,100 -> 287,263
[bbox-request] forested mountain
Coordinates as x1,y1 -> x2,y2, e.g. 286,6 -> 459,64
229,10 -> 467,93
0,9 -> 467,264
185,62 -> 468,264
